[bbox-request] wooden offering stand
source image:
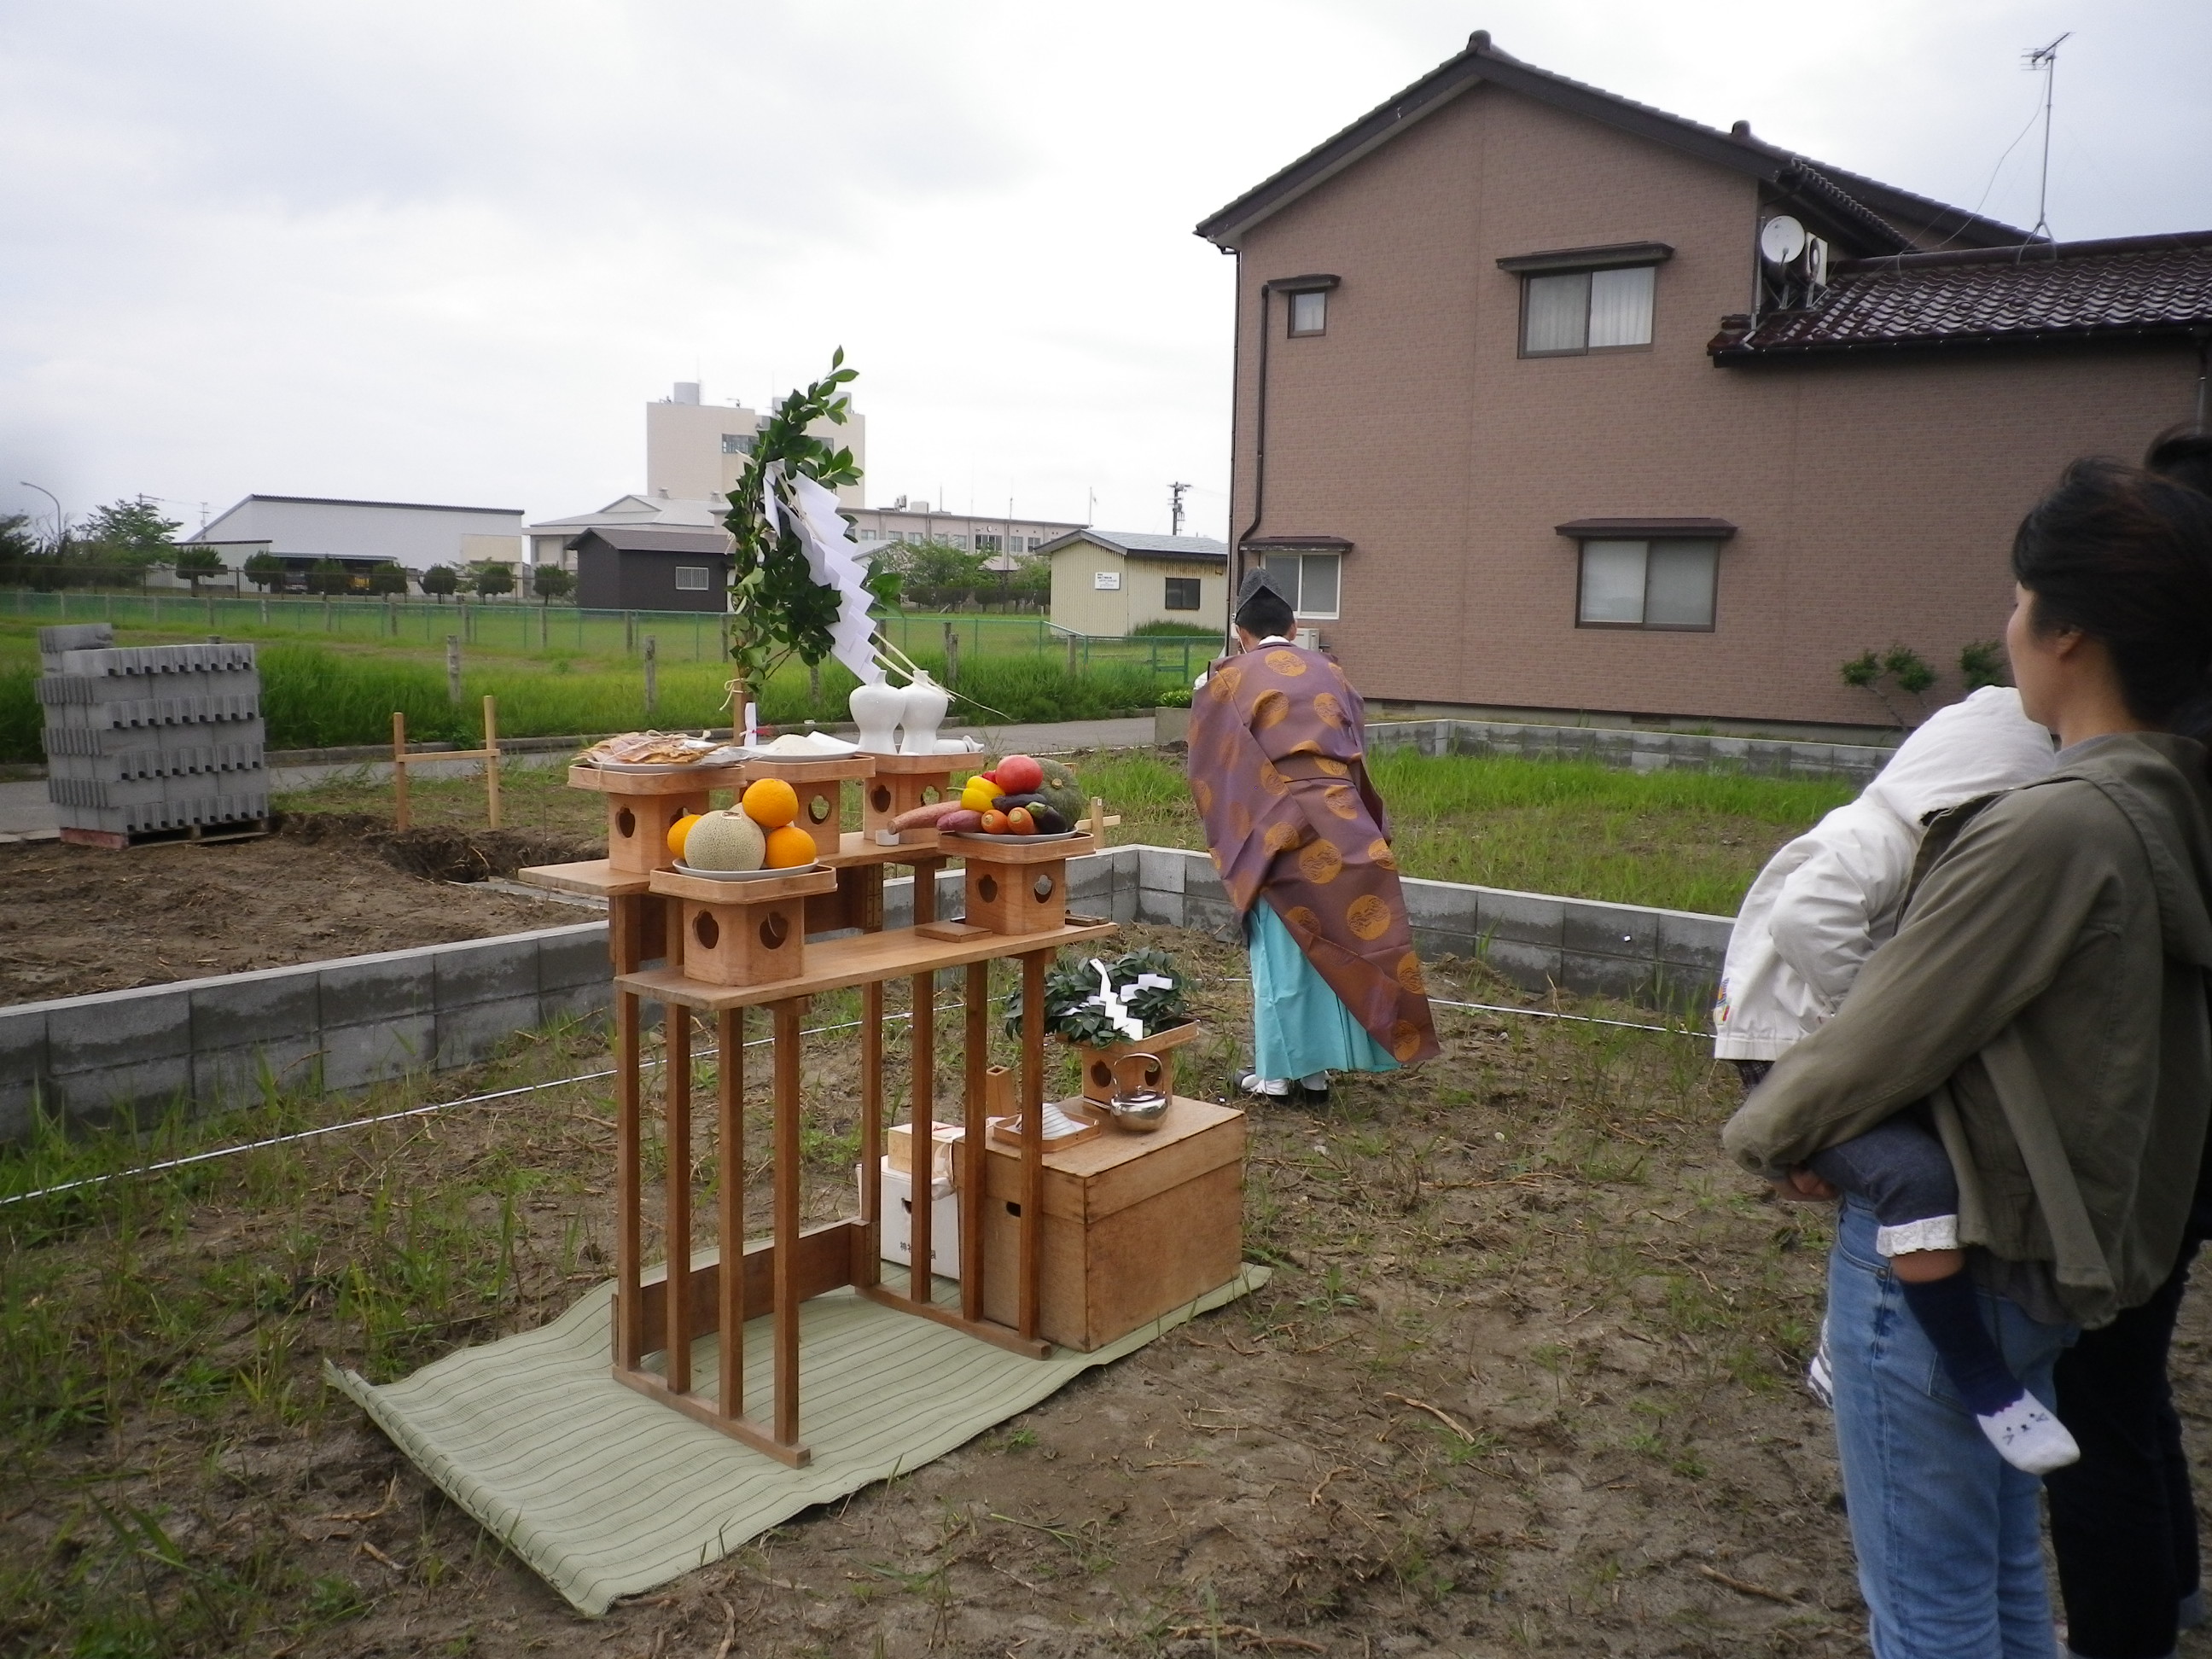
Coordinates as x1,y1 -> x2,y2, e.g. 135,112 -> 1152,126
609,834 -> 1113,1467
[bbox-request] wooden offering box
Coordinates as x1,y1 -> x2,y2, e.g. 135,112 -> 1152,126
970,1096 -> 1244,1352
859,753 -> 959,840
647,864 -> 838,987
740,754 -> 876,863
1073,1019 -> 1200,1107
569,763 -> 748,878
956,830 -> 1094,935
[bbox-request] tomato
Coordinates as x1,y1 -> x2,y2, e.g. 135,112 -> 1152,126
1006,807 -> 1035,835
979,808 -> 1010,835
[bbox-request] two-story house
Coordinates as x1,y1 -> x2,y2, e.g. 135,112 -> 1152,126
1198,32 -> 2212,734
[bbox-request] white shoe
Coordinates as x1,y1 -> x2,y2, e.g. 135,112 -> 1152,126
1237,1072 -> 1291,1099
1977,1394 -> 2081,1475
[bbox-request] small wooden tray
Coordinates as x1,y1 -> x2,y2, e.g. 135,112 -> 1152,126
648,864 -> 839,905
738,754 -> 877,783
568,763 -> 748,795
952,831 -> 1097,864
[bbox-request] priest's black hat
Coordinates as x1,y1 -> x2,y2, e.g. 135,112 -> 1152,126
1233,567 -> 1295,634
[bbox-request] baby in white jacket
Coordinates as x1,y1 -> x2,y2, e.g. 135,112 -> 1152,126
1716,687 -> 2071,1471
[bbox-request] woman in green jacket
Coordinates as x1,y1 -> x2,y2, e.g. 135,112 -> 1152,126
1723,458 -> 2212,1656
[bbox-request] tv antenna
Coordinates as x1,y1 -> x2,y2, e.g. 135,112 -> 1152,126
2023,32 -> 2069,242
1167,480 -> 1190,536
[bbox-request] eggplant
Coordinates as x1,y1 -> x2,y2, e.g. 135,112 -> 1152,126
1028,804 -> 1069,835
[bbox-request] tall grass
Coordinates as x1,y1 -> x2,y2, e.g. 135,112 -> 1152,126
0,643 -> 1175,760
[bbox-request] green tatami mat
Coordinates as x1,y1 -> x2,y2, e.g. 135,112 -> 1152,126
329,1264 -> 1266,1615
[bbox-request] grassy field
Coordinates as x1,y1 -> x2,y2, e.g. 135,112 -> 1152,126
280,747 -> 1854,915
0,615 -> 1177,762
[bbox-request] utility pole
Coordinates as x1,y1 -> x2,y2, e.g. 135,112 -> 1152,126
2023,32 -> 2069,242
1167,480 -> 1190,537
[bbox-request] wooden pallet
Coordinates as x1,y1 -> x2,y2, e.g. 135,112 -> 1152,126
59,817 -> 271,851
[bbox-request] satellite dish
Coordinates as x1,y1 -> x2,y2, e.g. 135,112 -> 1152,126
1759,215 -> 1807,266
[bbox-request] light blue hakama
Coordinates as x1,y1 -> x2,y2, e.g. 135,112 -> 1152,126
1248,901 -> 1401,1081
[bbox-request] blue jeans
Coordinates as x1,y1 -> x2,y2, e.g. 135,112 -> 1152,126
1829,1197 -> 2076,1657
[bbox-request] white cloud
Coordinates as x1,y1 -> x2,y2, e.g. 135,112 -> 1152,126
2,0 -> 2204,543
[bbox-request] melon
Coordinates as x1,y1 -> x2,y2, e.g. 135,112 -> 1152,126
682,808 -> 766,871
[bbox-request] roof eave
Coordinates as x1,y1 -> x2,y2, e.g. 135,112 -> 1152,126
1712,322 -> 2212,364
1195,38 -> 2029,253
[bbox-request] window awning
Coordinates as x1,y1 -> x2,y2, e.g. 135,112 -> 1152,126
1239,535 -> 1354,553
1498,242 -> 1674,275
1553,517 -> 1735,539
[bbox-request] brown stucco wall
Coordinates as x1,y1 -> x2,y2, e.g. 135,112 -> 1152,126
1225,84 -> 2203,730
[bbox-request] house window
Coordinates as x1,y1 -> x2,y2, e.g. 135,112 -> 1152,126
1288,289 -> 1326,336
1164,576 -> 1201,611
1260,551 -> 1341,620
975,533 -> 1000,554
1522,265 -> 1656,355
1575,539 -> 1715,629
720,433 -> 754,455
674,566 -> 711,591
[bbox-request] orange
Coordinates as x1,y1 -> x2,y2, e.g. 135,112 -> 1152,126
667,812 -> 701,860
763,825 -> 816,869
742,777 -> 800,829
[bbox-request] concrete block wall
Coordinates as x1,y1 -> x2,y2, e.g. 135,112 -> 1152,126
1367,718 -> 1893,785
0,923 -> 610,1143
0,849 -> 1732,1144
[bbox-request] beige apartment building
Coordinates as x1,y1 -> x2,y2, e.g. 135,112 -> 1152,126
645,381 -> 866,509
1197,32 -> 2212,733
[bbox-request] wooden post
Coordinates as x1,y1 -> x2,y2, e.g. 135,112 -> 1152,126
446,635 -> 462,703
857,981 -> 884,1289
615,987 -> 644,1369
943,620 -> 960,690
1018,948 -> 1046,1340
482,695 -> 502,829
772,997 -> 806,1446
718,1006 -> 744,1417
1090,795 -> 1106,845
665,1004 -> 693,1395
391,711 -> 410,831
908,967 -> 934,1306
644,636 -> 659,714
961,960 -> 989,1320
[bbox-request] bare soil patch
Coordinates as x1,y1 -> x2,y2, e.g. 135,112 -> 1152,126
0,814 -> 596,1004
1,924 -> 1909,1657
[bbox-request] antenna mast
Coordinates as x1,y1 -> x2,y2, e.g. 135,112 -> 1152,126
1167,480 -> 1190,537
2023,32 -> 2069,242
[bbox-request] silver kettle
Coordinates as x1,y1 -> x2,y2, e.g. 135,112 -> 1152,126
1104,1053 -> 1171,1132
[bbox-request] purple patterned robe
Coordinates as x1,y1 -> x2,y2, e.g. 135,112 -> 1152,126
1186,643 -> 1439,1066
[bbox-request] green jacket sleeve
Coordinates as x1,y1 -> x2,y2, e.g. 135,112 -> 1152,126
1721,783 -> 2119,1178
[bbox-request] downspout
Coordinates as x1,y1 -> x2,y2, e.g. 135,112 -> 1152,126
1231,269 -> 1272,655
2196,332 -> 2209,432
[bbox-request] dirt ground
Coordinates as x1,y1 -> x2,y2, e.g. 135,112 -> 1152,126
0,815 -> 595,1004
7,925 -> 2209,1657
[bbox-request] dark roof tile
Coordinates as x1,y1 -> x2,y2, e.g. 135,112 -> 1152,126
1713,232 -> 2212,359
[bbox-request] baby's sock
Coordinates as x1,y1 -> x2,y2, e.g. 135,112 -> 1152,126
1898,1272 -> 2079,1474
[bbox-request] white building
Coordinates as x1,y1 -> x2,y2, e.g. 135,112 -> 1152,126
645,381 -> 865,509
184,494 -> 524,587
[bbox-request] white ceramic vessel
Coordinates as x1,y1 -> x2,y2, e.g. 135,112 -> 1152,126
899,672 -> 951,755
848,680 -> 904,754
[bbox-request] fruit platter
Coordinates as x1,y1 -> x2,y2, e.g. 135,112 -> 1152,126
665,777 -> 821,875
878,753 -> 1089,840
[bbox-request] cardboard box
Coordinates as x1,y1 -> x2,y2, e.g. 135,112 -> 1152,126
863,1158 -> 961,1280
970,1096 -> 1244,1352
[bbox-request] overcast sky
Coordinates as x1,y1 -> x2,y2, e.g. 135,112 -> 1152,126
3,0 -> 2205,546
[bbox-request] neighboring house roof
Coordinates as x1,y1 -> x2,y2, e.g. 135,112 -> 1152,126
568,527 -> 731,555
529,495 -> 729,533
1710,232 -> 2212,360
1195,32 -> 2029,258
1035,529 -> 1230,566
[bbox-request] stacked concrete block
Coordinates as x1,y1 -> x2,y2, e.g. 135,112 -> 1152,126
36,624 -> 269,839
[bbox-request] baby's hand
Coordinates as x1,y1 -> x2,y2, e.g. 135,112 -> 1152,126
1772,1166 -> 1840,1203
